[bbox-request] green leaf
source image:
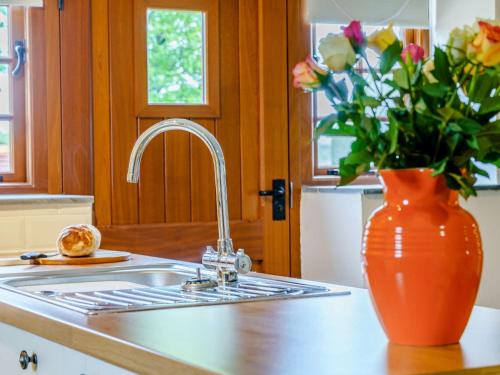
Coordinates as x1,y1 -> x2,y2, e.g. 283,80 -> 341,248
431,157 -> 448,175
380,41 -> 403,75
456,118 -> 482,134
351,139 -> 367,152
334,79 -> 349,101
344,150 -> 372,165
383,79 -> 400,91
350,73 -> 368,87
438,107 -> 463,122
433,48 -> 453,86
360,117 -> 374,132
361,96 -> 381,107
471,163 -> 490,178
446,132 -> 461,153
393,69 -> 409,90
387,113 -> 399,154
338,158 -> 359,185
466,136 -> 479,150
448,123 -> 462,132
449,173 -> 477,199
479,96 -> 500,115
314,113 -> 337,138
422,83 -> 450,98
468,73 -> 496,103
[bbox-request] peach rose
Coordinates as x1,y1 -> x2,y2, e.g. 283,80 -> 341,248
293,55 -> 328,90
471,21 -> 500,66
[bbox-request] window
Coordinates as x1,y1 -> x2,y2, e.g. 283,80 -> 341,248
312,24 -> 402,176
0,6 -> 26,183
134,0 -> 219,118
147,9 -> 205,105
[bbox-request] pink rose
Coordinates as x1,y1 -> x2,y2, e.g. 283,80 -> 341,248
401,43 -> 425,64
343,20 -> 365,48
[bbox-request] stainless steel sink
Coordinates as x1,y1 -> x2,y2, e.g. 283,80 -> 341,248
0,263 -> 349,314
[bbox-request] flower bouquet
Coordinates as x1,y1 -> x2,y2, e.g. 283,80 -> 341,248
293,20 -> 500,198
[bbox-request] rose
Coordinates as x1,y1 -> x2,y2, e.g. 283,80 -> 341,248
292,55 -> 328,90
368,24 -> 398,53
447,26 -> 475,63
401,43 -> 425,64
422,60 -> 438,83
318,34 -> 356,71
471,20 -> 500,67
343,20 -> 365,51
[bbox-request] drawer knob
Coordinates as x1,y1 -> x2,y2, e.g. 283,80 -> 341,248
19,350 -> 37,370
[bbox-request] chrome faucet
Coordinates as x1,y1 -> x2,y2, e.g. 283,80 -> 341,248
127,118 -> 252,285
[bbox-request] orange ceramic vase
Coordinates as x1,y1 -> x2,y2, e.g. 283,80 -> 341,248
363,168 -> 483,346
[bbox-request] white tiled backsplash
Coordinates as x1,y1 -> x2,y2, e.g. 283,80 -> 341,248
0,196 -> 93,256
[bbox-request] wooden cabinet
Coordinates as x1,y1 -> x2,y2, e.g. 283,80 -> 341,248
0,321 -> 134,375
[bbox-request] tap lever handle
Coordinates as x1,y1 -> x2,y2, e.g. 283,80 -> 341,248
234,249 -> 252,274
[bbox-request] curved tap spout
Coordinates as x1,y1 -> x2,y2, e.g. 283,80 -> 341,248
127,118 -> 234,256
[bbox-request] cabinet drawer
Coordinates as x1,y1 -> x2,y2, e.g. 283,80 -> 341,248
0,321 -> 134,374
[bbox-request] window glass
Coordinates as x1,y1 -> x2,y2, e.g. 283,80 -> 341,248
313,23 -> 401,169
0,6 -> 8,57
0,7 -> 12,174
0,65 -> 10,113
0,121 -> 10,173
147,8 -> 205,105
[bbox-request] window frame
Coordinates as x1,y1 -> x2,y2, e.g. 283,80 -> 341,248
0,6 -> 27,183
0,4 -> 53,194
133,0 -> 220,118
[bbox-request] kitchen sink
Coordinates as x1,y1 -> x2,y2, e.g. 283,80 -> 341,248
0,263 -> 349,314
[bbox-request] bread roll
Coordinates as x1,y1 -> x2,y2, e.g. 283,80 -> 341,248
57,224 -> 101,257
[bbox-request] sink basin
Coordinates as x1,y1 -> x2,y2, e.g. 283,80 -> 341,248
0,263 -> 349,314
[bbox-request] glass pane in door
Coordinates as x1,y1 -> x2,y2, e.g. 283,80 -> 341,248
146,8 -> 205,105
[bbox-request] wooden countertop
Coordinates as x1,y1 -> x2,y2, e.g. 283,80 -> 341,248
0,255 -> 499,375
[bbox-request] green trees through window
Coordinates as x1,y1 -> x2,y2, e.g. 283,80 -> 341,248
147,9 -> 205,105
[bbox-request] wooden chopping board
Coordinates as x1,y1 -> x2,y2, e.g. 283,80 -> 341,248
37,250 -> 131,265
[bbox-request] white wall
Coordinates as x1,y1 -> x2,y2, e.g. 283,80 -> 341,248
432,0 -> 499,46
301,188 -> 500,308
301,191 -> 365,287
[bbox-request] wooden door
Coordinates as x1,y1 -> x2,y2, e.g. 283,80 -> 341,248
92,0 -> 292,275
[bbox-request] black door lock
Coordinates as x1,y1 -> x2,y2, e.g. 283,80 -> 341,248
259,179 -> 286,221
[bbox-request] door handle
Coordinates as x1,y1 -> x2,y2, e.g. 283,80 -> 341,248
259,179 -> 286,221
12,40 -> 26,77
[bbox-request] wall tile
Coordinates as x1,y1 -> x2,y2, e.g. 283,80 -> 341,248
0,217 -> 25,251
25,215 -> 92,250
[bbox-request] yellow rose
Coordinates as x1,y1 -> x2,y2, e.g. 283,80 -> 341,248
471,21 -> 500,67
318,34 -> 356,71
368,24 -> 398,53
422,60 -> 438,83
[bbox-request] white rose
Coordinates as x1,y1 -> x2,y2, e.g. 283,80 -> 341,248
447,26 -> 475,63
318,34 -> 356,71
